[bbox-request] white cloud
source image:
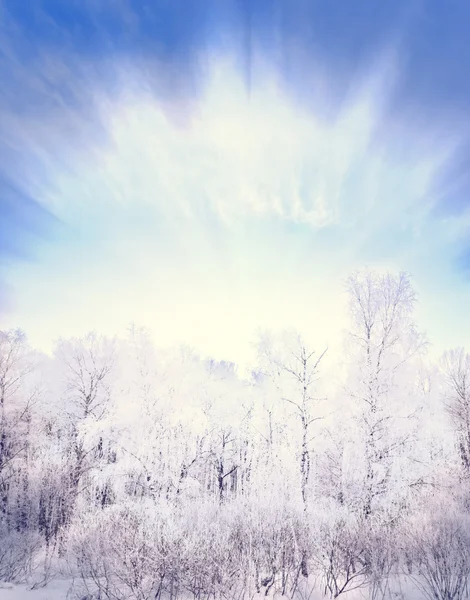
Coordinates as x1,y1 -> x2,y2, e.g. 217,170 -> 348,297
34,53 -> 404,227
3,49 -> 469,369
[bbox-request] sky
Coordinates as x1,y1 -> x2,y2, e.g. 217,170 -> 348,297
1,0 -> 470,372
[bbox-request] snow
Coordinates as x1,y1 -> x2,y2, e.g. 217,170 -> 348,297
0,580 -> 72,600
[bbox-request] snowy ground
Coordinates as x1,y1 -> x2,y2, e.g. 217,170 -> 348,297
0,580 -> 73,599
0,578 -> 424,600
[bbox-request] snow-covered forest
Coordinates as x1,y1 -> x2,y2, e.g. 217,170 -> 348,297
1,270 -> 470,600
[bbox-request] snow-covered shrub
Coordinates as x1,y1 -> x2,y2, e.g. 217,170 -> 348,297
0,527 -> 41,583
310,507 -> 368,599
405,509 -> 470,600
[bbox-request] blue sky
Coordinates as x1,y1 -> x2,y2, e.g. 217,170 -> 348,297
1,0 -> 470,369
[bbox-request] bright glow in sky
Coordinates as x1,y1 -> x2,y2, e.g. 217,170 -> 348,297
2,3 -> 470,373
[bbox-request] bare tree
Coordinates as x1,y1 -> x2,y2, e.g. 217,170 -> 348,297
257,330 -> 327,509
0,329 -> 43,580
345,270 -> 426,519
54,332 -> 116,527
202,426 -> 239,504
0,330 -> 39,521
441,348 -> 470,479
0,330 -> 36,485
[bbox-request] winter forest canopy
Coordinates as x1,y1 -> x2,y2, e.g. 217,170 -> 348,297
2,269 -> 470,600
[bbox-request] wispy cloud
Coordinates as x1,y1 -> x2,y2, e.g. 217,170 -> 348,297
2,1 -> 470,366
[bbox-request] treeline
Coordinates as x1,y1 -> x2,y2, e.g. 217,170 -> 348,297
1,270 -> 470,600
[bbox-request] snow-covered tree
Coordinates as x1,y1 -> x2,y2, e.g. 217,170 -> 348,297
256,329 -> 327,509
441,348 -> 470,483
343,270 -> 427,520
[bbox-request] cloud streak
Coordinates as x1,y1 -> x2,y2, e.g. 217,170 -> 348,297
2,1 -> 470,367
